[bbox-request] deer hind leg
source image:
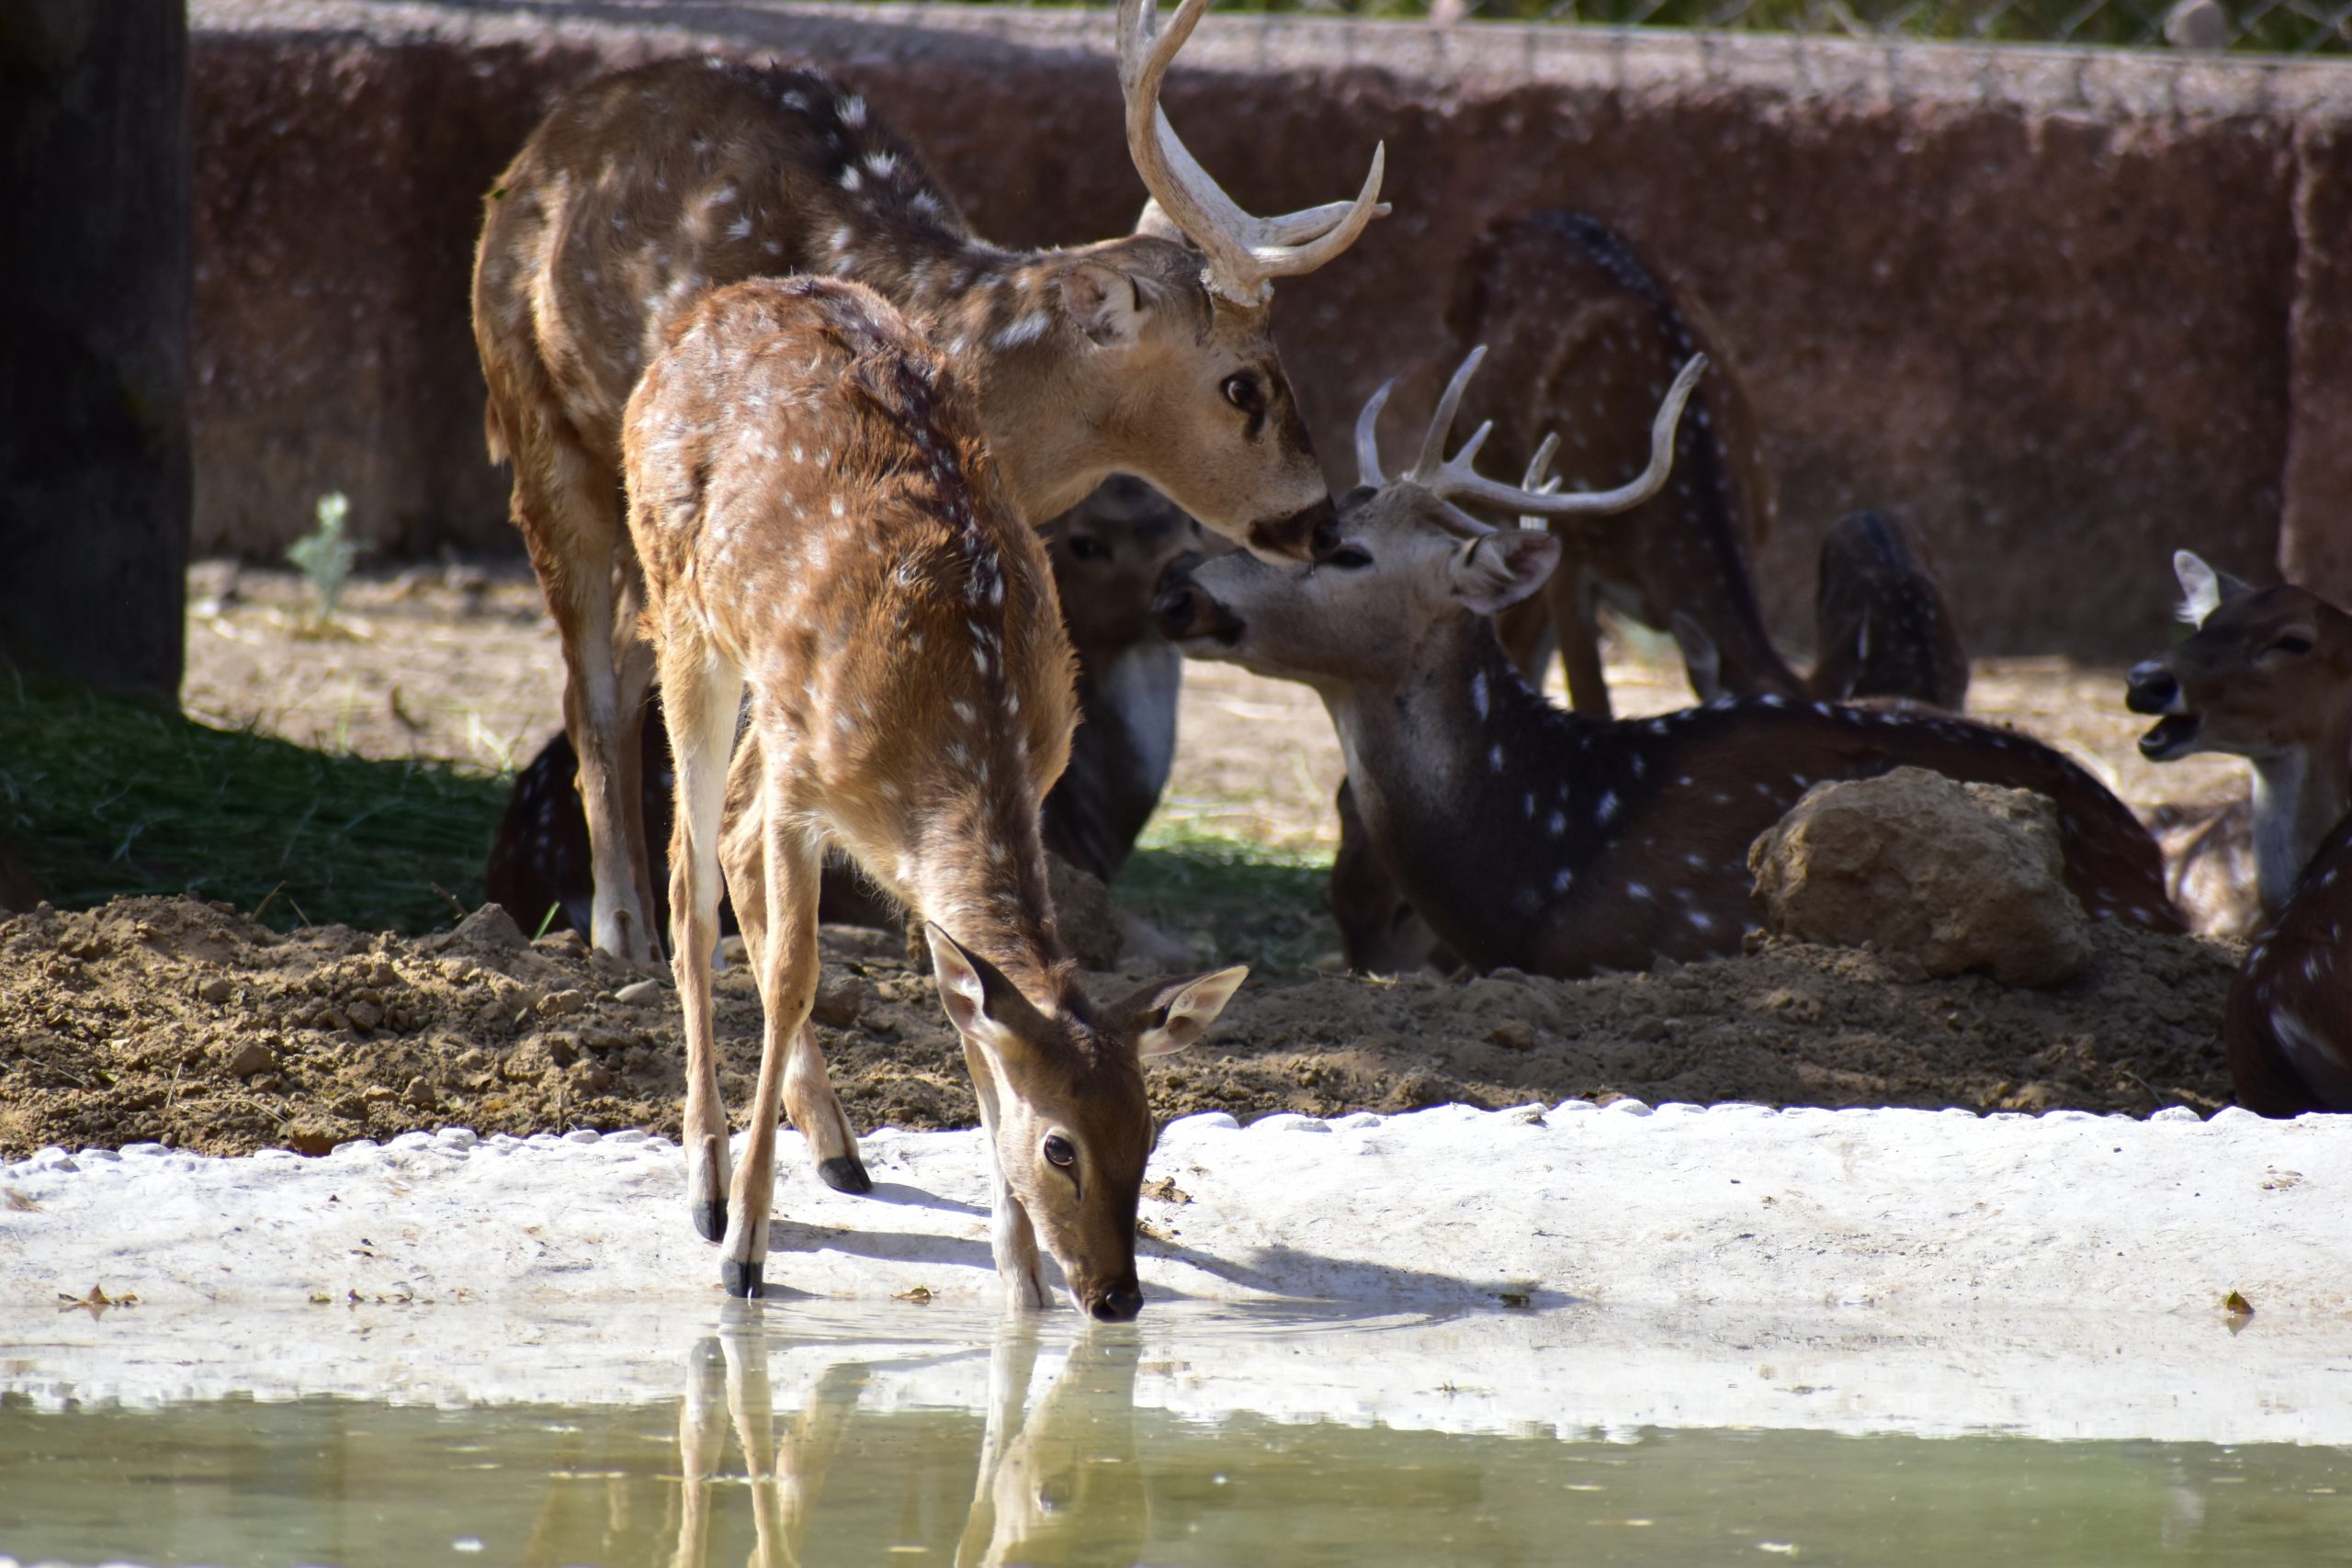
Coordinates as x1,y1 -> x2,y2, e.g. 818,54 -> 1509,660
658,636 -> 745,1247
718,728 -> 869,1196
516,432 -> 659,965
718,737 -> 825,1299
613,566 -> 663,953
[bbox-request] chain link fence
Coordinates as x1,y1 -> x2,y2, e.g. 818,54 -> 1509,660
1000,0 -> 2352,55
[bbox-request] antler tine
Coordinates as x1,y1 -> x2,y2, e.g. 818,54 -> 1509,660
1115,0 -> 1386,307
1518,432 -> 1562,531
1354,379 -> 1396,489
1436,354 -> 1711,520
1406,346 -> 1488,481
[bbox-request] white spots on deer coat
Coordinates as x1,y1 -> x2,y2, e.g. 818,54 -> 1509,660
1471,671 -> 1489,719
839,94 -> 867,127
1546,809 -> 1566,838
991,312 -> 1050,352
1628,882 -> 1653,900
727,213 -> 753,242
1488,743 -> 1506,773
1596,790 -> 1621,827
1553,867 -> 1573,893
865,151 -> 899,179
1687,910 -> 1715,932
839,166 -> 863,192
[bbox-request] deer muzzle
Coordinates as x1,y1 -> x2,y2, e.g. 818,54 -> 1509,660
1087,1281 -> 1146,1322
1244,498 -> 1341,564
1151,575 -> 1244,647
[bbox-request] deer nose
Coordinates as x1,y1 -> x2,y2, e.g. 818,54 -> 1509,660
1245,498 -> 1336,564
2124,661 -> 2180,715
1090,1284 -> 1145,1322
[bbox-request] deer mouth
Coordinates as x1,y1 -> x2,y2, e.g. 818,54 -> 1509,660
1152,581 -> 1244,649
2138,713 -> 2202,761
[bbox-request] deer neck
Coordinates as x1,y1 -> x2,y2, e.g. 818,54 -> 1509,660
2250,712 -> 2352,911
909,786 -> 1069,1001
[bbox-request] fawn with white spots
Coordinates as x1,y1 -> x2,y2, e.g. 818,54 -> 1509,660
1159,354 -> 2180,978
483,479 -> 1206,934
2127,552 -> 2352,941
628,277 -> 1245,1307
2224,811 -> 2352,1115
472,0 -> 1385,964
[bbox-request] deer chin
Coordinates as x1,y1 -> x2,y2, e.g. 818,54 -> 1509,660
2140,713 -> 2203,761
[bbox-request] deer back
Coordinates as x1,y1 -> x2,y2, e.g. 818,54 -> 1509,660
2226,811 -> 2352,1115
1808,510 -> 1972,711
1446,210 -> 1797,701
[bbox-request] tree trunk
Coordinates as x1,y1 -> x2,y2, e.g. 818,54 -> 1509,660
0,1 -> 190,703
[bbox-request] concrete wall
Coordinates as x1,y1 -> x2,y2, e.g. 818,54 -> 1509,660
187,1 -> 2352,658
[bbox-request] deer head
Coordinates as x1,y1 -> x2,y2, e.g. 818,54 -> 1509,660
2126,552 -> 2352,766
929,927 -> 1244,1320
1155,348 -> 1702,692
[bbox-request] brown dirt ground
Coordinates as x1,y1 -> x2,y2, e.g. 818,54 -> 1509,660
0,563 -> 2259,1159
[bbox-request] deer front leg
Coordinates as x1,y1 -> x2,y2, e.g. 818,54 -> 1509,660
964,1041 -> 1047,1310
659,641 -> 744,1247
718,747 -> 825,1300
1554,564 -> 1616,719
719,735 -> 868,1195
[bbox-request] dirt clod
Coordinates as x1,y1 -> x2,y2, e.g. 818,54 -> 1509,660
225,1041 -> 277,1078
1750,768 -> 2093,987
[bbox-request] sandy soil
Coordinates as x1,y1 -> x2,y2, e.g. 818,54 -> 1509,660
0,560 -> 2257,1159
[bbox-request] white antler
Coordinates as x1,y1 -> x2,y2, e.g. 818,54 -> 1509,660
1118,0 -> 1388,308
1354,347 -> 1708,536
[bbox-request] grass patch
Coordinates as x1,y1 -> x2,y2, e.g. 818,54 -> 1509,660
0,674 -> 505,933
1120,821 -> 1337,974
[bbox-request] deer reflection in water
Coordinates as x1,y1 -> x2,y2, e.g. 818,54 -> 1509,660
662,1321 -> 1147,1568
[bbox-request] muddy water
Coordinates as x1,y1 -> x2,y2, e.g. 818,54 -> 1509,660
5,1305 -> 2348,1567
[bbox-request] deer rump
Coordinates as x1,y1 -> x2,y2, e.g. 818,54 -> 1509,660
1361,699 -> 2178,982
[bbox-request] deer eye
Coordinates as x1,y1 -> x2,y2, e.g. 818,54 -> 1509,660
1222,372 -> 1262,412
2269,633 -> 2314,656
1320,544 -> 1374,570
1042,1134 -> 1077,1168
1065,534 -> 1109,562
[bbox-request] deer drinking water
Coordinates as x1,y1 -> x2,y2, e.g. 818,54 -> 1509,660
1158,354 -> 2179,978
472,0 -> 1386,964
2126,552 -> 2352,940
628,277 -> 1245,1306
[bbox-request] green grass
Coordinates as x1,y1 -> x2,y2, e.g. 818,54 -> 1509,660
1121,821 -> 1338,974
0,673 -> 506,934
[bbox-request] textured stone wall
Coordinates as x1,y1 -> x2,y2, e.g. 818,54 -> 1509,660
187,1 -> 2352,657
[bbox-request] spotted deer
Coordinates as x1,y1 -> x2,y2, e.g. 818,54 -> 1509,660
629,277 -> 1244,1306
473,0 -> 1386,964
1158,355 -> 2179,978
2224,812 -> 2352,1115
483,479 -> 1206,936
2125,552 -> 2352,940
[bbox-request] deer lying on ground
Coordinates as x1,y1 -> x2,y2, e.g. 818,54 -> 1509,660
473,0 -> 1387,964
2125,552 -> 2352,940
1159,354 -> 2179,978
628,276 -> 1244,1306
484,479 -> 1205,936
2224,812 -> 2352,1115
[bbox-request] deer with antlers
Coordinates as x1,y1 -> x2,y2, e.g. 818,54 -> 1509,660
472,0 -> 1385,964
1158,354 -> 2179,978
2125,552 -> 2352,941
627,276 -> 1245,1306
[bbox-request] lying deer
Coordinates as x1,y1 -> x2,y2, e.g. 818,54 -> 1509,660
628,276 -> 1244,1306
483,479 -> 1204,936
2125,552 -> 2352,940
473,0 -> 1386,963
1158,353 -> 2179,978
2224,813 -> 2352,1115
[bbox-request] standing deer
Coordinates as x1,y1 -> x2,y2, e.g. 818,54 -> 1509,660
2223,812 -> 2352,1116
483,479 -> 1206,936
628,276 -> 1244,1305
2125,552 -> 2352,939
1157,355 -> 2179,979
473,0 -> 1386,964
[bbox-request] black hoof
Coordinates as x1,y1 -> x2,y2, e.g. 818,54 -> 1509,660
819,1154 -> 875,1195
721,1258 -> 764,1299
693,1198 -> 728,1244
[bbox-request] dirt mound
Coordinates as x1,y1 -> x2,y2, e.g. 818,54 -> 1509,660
0,894 -> 2244,1159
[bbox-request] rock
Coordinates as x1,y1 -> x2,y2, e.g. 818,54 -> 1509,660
534,929 -> 590,958
449,904 -> 526,952
402,1077 -> 436,1108
1487,1020 -> 1536,1052
1747,767 -> 2092,987
196,975 -> 234,1004
345,998 -> 383,1033
1046,852 -> 1123,971
612,978 -> 663,1006
2164,0 -> 2229,50
810,976 -> 864,1029
225,1041 -> 277,1078
536,988 -> 586,1020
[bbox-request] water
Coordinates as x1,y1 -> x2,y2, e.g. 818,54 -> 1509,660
5,1303 -> 2348,1567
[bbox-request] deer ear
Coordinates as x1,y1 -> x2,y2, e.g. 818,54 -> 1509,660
1669,611 -> 1724,703
925,924 -> 1046,1058
1125,965 -> 1248,1059
1449,530 -> 1559,615
1058,261 -> 1149,348
2175,550 -> 2250,626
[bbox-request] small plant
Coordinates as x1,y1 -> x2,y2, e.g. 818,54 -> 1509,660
287,491 -> 359,627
